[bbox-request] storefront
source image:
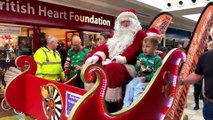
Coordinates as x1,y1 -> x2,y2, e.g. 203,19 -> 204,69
165,28 -> 191,50
0,0 -> 114,50
0,0 -> 114,89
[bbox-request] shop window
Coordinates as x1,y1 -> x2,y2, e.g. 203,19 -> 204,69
18,36 -> 32,55
0,25 -> 33,62
40,27 -> 76,50
83,31 -> 100,51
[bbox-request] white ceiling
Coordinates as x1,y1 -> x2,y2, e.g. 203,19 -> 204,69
39,0 -> 212,32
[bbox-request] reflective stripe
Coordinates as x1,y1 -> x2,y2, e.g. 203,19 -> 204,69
36,73 -> 61,76
43,62 -> 61,65
37,61 -> 60,65
41,48 -> 61,64
41,48 -> 49,62
36,73 -> 42,76
36,62 -> 42,66
42,74 -> 61,76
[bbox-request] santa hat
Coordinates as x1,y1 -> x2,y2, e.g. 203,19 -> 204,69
146,27 -> 162,42
117,9 -> 138,22
210,27 -> 213,39
146,27 -> 161,36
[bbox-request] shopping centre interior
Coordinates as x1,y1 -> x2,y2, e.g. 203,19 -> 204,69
0,0 -> 212,119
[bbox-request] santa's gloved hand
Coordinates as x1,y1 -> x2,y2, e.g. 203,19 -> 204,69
112,55 -> 127,64
102,59 -> 112,65
85,56 -> 99,64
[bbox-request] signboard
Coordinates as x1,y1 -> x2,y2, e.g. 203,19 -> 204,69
164,3 -> 213,120
0,0 -> 114,31
65,91 -> 81,117
0,27 -> 21,35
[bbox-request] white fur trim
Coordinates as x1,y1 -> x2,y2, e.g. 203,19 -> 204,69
84,83 -> 122,102
113,55 -> 127,64
84,83 -> 95,91
4,67 -> 22,85
146,33 -> 160,37
146,34 -> 161,43
102,59 -> 112,66
94,51 -> 106,61
106,31 -> 135,59
124,64 -> 137,78
107,17 -> 141,59
117,12 -> 138,22
105,87 -> 122,102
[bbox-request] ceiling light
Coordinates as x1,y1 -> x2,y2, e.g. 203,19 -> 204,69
136,0 -> 165,10
136,0 -> 209,11
182,13 -> 201,21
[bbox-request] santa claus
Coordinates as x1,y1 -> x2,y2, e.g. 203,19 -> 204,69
84,10 -> 158,109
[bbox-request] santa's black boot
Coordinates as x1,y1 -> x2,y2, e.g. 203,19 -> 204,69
105,101 -> 119,113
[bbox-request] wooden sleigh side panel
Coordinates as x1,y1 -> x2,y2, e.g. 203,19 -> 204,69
69,49 -> 186,120
4,56 -> 87,120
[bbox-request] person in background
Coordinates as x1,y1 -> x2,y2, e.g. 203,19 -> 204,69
34,35 -> 65,81
97,32 -> 111,46
83,32 -> 111,64
157,39 -> 169,53
178,28 -> 213,119
207,41 -> 213,51
57,41 -> 67,70
177,43 -> 184,50
123,35 -> 162,108
64,35 -> 89,87
193,40 -> 213,110
0,68 -> 5,94
193,80 -> 204,110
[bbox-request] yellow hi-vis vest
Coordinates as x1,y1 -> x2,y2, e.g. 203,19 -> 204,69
34,47 -> 65,81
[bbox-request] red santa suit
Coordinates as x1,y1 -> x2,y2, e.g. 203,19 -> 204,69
84,10 -> 147,102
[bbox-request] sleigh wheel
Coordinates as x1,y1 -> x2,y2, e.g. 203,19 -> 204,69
41,84 -> 63,120
1,98 -> 11,111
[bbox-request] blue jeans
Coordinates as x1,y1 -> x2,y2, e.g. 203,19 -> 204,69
123,77 -> 148,108
203,100 -> 213,120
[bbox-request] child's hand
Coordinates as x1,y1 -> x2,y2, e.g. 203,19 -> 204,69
145,68 -> 153,73
137,60 -> 142,66
74,65 -> 82,71
155,50 -> 163,55
140,77 -> 145,82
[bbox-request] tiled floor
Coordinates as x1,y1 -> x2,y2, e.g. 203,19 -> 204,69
183,85 -> 204,120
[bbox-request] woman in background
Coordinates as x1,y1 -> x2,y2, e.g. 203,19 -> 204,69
97,32 -> 111,46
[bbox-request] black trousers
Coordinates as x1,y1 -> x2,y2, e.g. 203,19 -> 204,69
194,83 -> 203,106
105,101 -> 119,113
69,70 -> 84,89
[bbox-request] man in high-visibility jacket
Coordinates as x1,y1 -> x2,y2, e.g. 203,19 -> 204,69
34,35 -> 65,81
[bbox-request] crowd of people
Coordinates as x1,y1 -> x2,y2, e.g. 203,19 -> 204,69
32,9 -> 213,119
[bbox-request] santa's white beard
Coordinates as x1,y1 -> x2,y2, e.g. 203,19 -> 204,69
107,27 -> 136,59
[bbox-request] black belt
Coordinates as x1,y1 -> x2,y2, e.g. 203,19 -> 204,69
205,96 -> 213,102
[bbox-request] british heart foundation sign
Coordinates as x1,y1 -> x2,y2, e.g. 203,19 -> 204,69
0,0 -> 114,31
